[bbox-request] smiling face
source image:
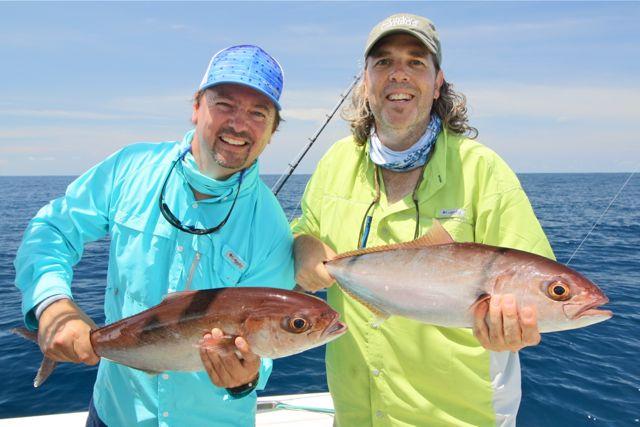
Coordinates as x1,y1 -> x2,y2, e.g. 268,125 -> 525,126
191,83 -> 277,179
365,33 -> 444,150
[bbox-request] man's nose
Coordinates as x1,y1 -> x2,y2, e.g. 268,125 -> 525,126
226,110 -> 251,132
389,64 -> 409,82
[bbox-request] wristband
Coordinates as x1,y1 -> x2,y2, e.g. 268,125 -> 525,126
226,372 -> 259,399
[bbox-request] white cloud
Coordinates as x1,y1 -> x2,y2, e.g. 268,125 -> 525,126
0,93 -> 192,123
465,84 -> 640,121
279,87 -> 359,122
282,108 -> 331,122
283,24 -> 329,36
107,94 -> 192,117
477,122 -> 639,173
0,108 -> 154,121
441,16 -> 624,42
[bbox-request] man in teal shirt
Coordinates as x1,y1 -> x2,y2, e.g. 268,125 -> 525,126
14,45 -> 295,426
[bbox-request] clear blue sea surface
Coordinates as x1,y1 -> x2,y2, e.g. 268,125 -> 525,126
0,174 -> 638,425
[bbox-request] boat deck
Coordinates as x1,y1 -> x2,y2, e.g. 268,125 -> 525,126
0,392 -> 334,426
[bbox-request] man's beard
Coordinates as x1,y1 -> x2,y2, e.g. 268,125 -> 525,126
210,128 -> 253,169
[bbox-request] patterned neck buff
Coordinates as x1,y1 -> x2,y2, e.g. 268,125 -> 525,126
180,151 -> 240,198
369,114 -> 442,172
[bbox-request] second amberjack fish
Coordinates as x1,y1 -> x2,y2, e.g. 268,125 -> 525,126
13,287 -> 347,387
325,221 -> 612,333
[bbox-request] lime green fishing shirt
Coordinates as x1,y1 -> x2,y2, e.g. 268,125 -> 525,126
292,129 -> 554,427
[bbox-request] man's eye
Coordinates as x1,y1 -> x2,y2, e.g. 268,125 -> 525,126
251,111 -> 266,120
410,60 -> 426,67
375,58 -> 391,66
216,102 -> 233,110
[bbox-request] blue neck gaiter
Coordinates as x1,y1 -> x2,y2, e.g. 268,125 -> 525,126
369,114 -> 442,172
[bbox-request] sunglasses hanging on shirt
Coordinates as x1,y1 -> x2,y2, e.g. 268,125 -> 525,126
357,164 -> 425,249
159,147 -> 244,235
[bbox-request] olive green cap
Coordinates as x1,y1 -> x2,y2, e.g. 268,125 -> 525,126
364,13 -> 442,66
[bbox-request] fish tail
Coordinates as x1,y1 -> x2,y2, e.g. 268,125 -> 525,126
11,326 -> 37,342
11,327 -> 57,388
34,357 -> 57,388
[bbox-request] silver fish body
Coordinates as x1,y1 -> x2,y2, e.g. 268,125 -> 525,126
326,225 -> 611,333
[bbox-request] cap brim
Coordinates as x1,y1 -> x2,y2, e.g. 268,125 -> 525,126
365,29 -> 438,60
200,80 -> 282,111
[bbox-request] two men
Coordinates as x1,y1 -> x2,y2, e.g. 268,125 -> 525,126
293,13 -> 554,426
14,45 -> 294,426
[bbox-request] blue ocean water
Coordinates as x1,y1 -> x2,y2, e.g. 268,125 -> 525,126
0,174 -> 638,425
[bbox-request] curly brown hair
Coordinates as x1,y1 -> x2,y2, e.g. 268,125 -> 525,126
342,59 -> 477,145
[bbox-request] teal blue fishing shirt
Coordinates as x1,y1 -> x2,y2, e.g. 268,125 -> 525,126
14,130 -> 295,427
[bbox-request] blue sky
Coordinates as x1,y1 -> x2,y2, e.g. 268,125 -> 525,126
1,1 -> 638,175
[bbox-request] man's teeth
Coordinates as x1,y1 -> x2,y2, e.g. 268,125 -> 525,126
221,136 -> 247,146
387,93 -> 413,101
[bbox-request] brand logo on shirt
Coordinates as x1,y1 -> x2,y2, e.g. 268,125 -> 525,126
225,250 -> 246,270
439,208 -> 466,218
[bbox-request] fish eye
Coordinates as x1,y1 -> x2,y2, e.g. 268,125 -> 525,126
546,281 -> 571,301
284,317 -> 310,333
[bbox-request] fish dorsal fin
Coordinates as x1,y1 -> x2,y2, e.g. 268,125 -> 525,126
330,219 -> 455,261
160,290 -> 199,304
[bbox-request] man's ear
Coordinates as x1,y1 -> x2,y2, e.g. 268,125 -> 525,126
434,70 -> 445,100
191,101 -> 199,125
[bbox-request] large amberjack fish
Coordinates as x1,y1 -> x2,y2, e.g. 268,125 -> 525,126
13,287 -> 347,387
325,221 -> 612,333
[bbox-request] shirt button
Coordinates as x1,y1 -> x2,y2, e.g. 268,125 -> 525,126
371,322 -> 379,329
192,202 -> 198,208
162,373 -> 170,380
376,410 -> 384,418
372,369 -> 380,377
162,411 -> 169,418
177,245 -> 184,252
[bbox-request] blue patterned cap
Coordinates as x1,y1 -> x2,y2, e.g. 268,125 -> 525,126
199,45 -> 284,110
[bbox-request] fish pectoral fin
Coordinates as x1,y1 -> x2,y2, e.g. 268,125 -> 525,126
468,293 -> 492,314
337,284 -> 390,322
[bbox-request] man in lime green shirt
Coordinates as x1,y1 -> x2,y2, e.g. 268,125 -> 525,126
292,13 -> 554,427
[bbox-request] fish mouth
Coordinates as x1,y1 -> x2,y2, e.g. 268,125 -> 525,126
566,296 -> 612,320
322,317 -> 348,339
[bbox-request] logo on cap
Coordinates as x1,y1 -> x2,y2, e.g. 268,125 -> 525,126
381,15 -> 420,29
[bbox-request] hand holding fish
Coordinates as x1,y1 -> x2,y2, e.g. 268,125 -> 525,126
473,294 -> 541,352
294,234 -> 337,292
38,298 -> 99,365
199,328 -> 261,388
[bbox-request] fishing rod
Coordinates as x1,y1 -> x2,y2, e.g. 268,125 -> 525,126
271,72 -> 362,197
566,164 -> 639,265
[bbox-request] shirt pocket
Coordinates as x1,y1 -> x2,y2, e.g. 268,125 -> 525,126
218,244 -> 246,286
107,210 -> 175,314
431,215 -> 475,243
